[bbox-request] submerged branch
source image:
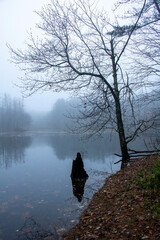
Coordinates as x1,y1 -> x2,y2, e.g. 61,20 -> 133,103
114,148 -> 160,164
128,148 -> 160,154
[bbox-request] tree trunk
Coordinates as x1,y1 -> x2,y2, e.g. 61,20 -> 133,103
115,97 -> 130,167
110,39 -> 130,167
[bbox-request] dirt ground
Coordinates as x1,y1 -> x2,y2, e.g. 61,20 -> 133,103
61,155 -> 160,240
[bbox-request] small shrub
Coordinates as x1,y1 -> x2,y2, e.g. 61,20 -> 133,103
136,159 -> 160,219
151,202 -> 160,219
136,160 -> 160,191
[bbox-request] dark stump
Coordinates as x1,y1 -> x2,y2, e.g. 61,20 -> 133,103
70,152 -> 89,202
70,152 -> 88,179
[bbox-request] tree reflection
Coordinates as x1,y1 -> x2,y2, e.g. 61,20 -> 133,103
17,217 -> 57,240
0,136 -> 31,168
46,133 -> 121,162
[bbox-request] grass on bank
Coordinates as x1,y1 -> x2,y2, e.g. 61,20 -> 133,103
136,158 -> 160,219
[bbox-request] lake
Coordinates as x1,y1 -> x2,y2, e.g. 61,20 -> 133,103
0,132 -> 146,239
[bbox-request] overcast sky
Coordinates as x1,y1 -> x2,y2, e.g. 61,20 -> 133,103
0,0 -> 115,112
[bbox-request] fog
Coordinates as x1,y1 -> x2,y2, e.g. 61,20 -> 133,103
0,93 -> 159,144
0,94 -> 77,133
1,0 -> 159,138
0,0 -> 115,112
0,0 -> 70,112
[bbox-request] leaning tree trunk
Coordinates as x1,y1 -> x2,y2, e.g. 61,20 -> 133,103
110,39 -> 130,168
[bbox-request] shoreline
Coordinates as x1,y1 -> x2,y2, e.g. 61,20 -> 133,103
62,155 -> 160,239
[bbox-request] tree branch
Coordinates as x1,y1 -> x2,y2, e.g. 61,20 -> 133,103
116,0 -> 147,65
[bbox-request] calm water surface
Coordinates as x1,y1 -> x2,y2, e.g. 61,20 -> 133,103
0,133 -> 125,239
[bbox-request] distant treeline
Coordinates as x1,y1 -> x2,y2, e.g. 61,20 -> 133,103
0,94 -> 31,132
30,95 -> 160,135
0,95 -> 78,133
30,98 -> 77,132
1,94 -> 159,135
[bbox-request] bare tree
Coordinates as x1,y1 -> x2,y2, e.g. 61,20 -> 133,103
9,0 -> 150,166
113,0 -> 160,153
115,0 -> 160,76
0,94 -> 31,132
115,0 -> 160,107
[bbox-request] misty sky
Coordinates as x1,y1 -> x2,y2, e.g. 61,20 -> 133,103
0,0 -> 115,112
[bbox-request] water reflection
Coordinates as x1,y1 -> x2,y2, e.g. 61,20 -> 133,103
71,177 -> 88,202
0,133 -> 121,169
46,133 -> 121,161
0,132 -> 150,170
0,136 -> 32,168
17,217 -> 57,240
0,133 -> 121,240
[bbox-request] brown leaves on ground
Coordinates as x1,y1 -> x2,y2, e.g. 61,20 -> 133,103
62,155 -> 160,240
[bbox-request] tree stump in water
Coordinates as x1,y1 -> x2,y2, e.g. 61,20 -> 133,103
71,152 -> 88,179
71,152 -> 88,202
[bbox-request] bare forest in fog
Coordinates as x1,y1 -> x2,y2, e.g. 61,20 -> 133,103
0,95 -> 78,133
1,94 -> 160,144
0,94 -> 31,132
30,98 -> 74,132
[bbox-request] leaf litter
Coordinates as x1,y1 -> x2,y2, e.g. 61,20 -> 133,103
62,155 -> 160,240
